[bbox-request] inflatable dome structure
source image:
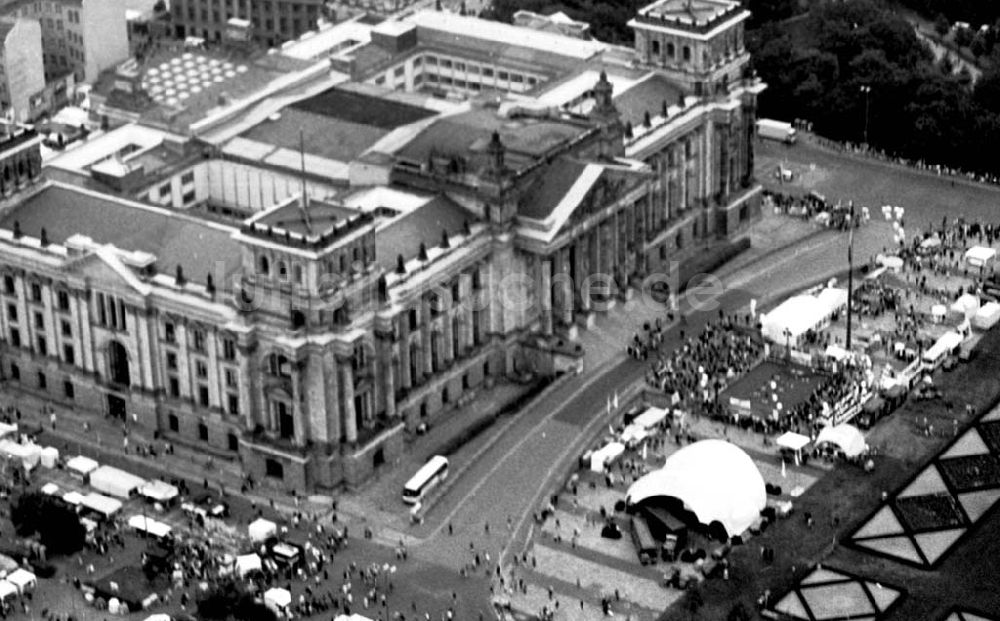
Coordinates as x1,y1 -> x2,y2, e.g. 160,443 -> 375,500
626,439 -> 766,539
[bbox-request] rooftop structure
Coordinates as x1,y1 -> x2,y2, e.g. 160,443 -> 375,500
512,10 -> 591,39
633,0 -> 745,33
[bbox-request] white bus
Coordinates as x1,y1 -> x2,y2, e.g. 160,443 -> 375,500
403,455 -> 449,504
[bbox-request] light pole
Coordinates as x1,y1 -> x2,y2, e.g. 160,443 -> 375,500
860,85 -> 871,146
846,201 -> 856,350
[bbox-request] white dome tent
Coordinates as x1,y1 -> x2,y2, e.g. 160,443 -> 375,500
816,424 -> 867,458
626,440 -> 767,539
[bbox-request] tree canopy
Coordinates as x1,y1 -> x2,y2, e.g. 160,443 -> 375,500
10,492 -> 86,556
197,579 -> 277,621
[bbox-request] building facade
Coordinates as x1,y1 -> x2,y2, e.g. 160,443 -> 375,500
170,0 -> 330,48
1,0 -> 129,83
0,18 -> 43,122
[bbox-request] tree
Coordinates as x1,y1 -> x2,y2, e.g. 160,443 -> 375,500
10,492 -> 86,556
727,602 -> 753,621
686,586 -> 704,620
954,26 -> 973,48
198,579 -> 277,621
934,14 -> 950,37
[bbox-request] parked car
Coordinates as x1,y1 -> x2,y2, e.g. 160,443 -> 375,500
914,385 -> 942,401
942,356 -> 959,371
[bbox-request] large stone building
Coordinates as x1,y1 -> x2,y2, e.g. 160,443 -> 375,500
0,0 -> 764,492
0,17 -> 43,122
169,0 -> 330,48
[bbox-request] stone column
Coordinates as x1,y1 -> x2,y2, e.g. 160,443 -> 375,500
557,248 -> 573,326
322,350 -> 341,442
420,300 -> 432,380
540,258 -> 553,335
238,350 -> 252,429
383,353 -> 396,418
443,310 -> 455,364
399,317 -> 412,390
340,359 -> 357,445
305,351 -> 328,443
576,241 -> 590,312
291,362 -> 307,446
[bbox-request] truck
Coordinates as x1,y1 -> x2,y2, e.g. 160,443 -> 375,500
756,119 -> 797,144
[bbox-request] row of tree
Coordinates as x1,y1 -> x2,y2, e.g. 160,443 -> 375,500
750,0 -> 1000,175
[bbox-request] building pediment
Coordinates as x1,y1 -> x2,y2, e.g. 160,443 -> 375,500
67,247 -> 152,298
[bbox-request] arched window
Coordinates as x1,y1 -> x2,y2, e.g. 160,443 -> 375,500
683,46 -> 691,62
292,264 -> 303,284
267,353 -> 291,378
666,42 -> 675,58
277,261 -> 288,280
651,40 -> 660,56
258,255 -> 270,275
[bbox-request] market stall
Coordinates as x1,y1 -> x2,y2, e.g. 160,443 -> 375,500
264,587 -> 291,617
951,293 -> 980,319
5,569 -> 35,594
127,515 -> 172,540
138,480 -> 179,506
79,493 -> 123,520
66,455 -> 99,482
775,431 -> 811,465
965,246 -> 996,269
631,406 -> 669,430
974,302 -> 1000,330
235,553 -> 262,578
249,518 -> 277,543
89,466 -> 147,499
589,441 -> 625,473
39,446 -> 59,469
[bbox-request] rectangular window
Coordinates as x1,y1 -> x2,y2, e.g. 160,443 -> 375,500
61,320 -> 71,337
164,321 -> 176,343
57,290 -> 70,310
441,59 -> 452,68
455,62 -> 466,71
180,170 -> 195,185
37,371 -> 46,390
408,308 -> 418,331
10,328 -> 20,348
30,283 -> 41,302
193,329 -> 205,352
9,363 -> 18,380
159,182 -> 171,199
222,338 -> 236,360
394,65 -> 404,77
168,376 -> 180,398
498,71 -> 509,81
6,304 -> 15,321
34,311 -> 44,330
182,189 -> 196,204
168,413 -> 179,432
166,351 -> 177,370
483,67 -> 494,77
198,422 -> 209,441
96,293 -> 107,326
64,380 -> 74,399
227,394 -> 239,415
36,335 -> 47,355
3,275 -> 13,294
198,385 -> 210,407
196,359 -> 208,378
63,344 -> 74,365
224,368 -> 237,388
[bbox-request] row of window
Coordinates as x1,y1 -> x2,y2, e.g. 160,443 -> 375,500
3,276 -> 72,309
7,363 -> 74,400
163,320 -> 237,360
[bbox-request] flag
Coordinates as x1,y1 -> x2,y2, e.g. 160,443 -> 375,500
781,459 -> 787,478
642,443 -> 648,461
613,391 -> 619,410
607,396 -> 611,416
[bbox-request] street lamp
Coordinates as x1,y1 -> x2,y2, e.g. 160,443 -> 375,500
860,85 -> 871,146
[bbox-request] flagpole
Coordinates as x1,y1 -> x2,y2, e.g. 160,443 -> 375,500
846,201 -> 855,350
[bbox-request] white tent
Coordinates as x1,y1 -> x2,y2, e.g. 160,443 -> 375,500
264,587 -> 292,616
923,331 -> 963,365
89,466 -> 147,499
5,569 -> 35,594
762,295 -> 831,345
66,455 -> 99,480
0,440 -> 42,469
920,236 -> 942,251
0,422 -> 16,440
816,287 -> 849,315
80,493 -> 123,518
775,431 -> 811,452
632,406 -> 668,430
876,255 -> 904,271
127,515 -> 172,539
931,304 -> 948,321
974,302 -> 1000,330
40,482 -> 60,496
39,446 -> 59,469
589,441 -> 625,472
626,440 -> 766,538
335,615 -> 377,621
144,614 -> 173,621
619,425 -> 649,448
951,293 -> 980,319
235,553 -> 262,577
825,344 -> 850,361
965,246 -> 996,268
249,518 -> 277,543
816,424 -> 867,458
139,480 -> 179,504
0,580 -> 16,602
62,491 -> 85,506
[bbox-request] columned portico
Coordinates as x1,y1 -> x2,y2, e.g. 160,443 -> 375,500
339,359 -> 357,445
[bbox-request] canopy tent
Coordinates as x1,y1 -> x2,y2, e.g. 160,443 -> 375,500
0,555 -> 16,578
39,446 -> 59,469
775,432 -> 811,452
951,293 -> 980,319
875,255 -> 904,271
139,480 -> 179,504
264,587 -> 292,616
5,569 -> 35,594
762,290 -> 844,346
249,518 -> 278,543
0,581 -> 16,602
619,425 -> 650,448
974,302 -> 1000,330
144,614 -> 173,621
965,246 -> 996,268
920,236 -> 942,251
930,304 -> 948,322
127,515 -> 172,539
66,455 -> 99,479
816,424 -> 867,458
62,491 -> 85,506
0,422 -> 16,440
589,441 -> 625,472
825,344 -> 850,361
632,407 -> 669,430
80,493 -> 123,518
0,440 -> 42,469
335,615 -> 377,621
626,440 -> 766,538
235,553 -> 262,578
89,466 -> 147,499
40,482 -> 60,496
923,331 -> 963,364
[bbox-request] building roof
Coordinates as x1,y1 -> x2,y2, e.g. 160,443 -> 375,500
375,195 -> 472,271
613,73 -> 686,127
635,0 -> 743,29
290,86 -> 437,129
626,439 -> 766,537
518,158 -> 590,220
396,107 -> 589,172
252,198 -> 361,237
0,185 -> 241,286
